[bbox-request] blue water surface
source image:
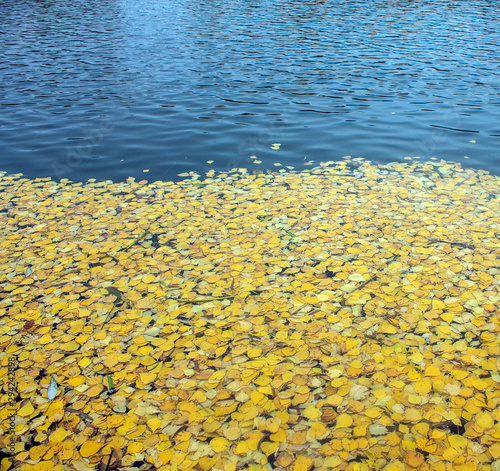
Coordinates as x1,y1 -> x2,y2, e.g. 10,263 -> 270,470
1,0 -> 499,182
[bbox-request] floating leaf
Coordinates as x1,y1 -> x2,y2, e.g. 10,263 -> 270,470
335,413 -> 353,429
80,441 -> 104,458
0,158 -> 498,470
18,401 -> 35,417
47,377 -> 58,401
210,437 -> 230,453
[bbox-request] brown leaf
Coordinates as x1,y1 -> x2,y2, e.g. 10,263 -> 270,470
321,408 -> 338,423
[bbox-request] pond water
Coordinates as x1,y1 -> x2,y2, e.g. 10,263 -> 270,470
1,0 -> 499,182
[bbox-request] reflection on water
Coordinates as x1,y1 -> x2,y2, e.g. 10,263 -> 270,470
0,0 -> 499,181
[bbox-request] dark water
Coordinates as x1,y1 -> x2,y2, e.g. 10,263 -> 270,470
1,0 -> 499,182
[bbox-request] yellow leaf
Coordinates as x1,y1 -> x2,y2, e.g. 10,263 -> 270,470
451,369 -> 469,380
335,413 -> 353,429
407,394 -> 421,405
270,428 -> 287,442
80,441 -> 104,458
190,390 -> 207,403
260,441 -> 279,455
324,456 -> 342,467
0,458 -> 12,470
250,390 -> 265,405
30,445 -> 49,461
210,437 -> 230,453
127,442 -> 144,453
386,432 -> 401,446
203,419 -> 221,433
209,370 -> 225,381
301,282 -> 317,292
425,365 -> 440,377
413,380 -> 432,395
107,414 -> 125,427
264,418 -> 281,433
490,442 -> 500,459
222,424 -> 241,441
49,428 -> 68,443
448,435 -> 467,451
254,374 -> 272,386
289,430 -> 307,446
29,461 -> 53,471
147,417 -> 163,432
61,341 -> 80,352
234,441 -> 249,456
378,321 -> 397,334
85,384 -> 104,397
475,411 -> 494,430
405,450 -> 425,467
471,378 -> 488,390
291,455 -> 313,471
303,406 -> 321,420
78,357 -> 92,368
364,406 -> 383,418
18,402 -> 35,417
405,408 -> 422,422
247,347 -> 262,358
309,422 -> 327,438
325,394 -> 343,406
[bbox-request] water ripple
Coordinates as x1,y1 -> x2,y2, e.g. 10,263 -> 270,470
0,0 -> 499,181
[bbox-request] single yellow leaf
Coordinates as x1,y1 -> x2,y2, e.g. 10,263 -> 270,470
18,402 -> 35,417
303,406 -> 321,420
80,441 -> 104,458
222,424 -> 241,441
139,372 -> 157,385
291,455 -> 313,471
413,380 -> 432,395
49,428 -> 68,443
78,357 -> 92,368
143,274 -> 155,284
210,437 -> 231,453
260,441 -> 279,455
425,365 -> 440,377
364,406 -> 383,418
448,435 -> 467,451
107,414 -> 125,427
490,442 -> 500,459
270,428 -> 287,442
475,411 -> 494,430
405,450 -> 425,467
85,384 -> 104,397
335,413 -> 353,429
61,341 -> 80,351
277,452 -> 293,467
309,422 -> 328,438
